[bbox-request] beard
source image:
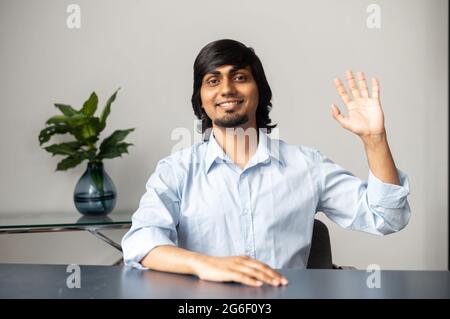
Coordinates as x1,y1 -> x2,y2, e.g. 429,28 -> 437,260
213,111 -> 249,128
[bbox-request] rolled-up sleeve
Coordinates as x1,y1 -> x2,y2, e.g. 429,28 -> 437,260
121,159 -> 181,269
315,150 -> 411,235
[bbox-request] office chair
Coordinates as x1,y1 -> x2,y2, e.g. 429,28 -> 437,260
307,219 -> 333,269
307,219 -> 356,269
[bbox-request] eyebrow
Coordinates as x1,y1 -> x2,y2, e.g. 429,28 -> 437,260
205,66 -> 248,77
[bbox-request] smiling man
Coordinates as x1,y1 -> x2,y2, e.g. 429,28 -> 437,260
122,39 -> 411,287
204,65 -> 256,128
199,64 -> 261,169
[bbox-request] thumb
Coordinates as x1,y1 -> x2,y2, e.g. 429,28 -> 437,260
330,104 -> 346,126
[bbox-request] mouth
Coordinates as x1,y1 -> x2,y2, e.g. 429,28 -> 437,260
216,99 -> 244,110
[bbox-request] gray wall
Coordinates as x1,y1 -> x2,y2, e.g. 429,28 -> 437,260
0,0 -> 447,270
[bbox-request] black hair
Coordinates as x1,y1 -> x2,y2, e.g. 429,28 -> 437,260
191,39 -> 277,133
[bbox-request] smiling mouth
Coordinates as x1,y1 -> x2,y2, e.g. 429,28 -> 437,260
216,99 -> 244,110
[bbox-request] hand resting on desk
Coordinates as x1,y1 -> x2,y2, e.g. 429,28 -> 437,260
140,245 -> 288,287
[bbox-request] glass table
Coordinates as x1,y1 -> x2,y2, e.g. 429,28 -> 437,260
0,211 -> 133,252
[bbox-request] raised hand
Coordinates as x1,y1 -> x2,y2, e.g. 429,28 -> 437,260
331,70 -> 385,138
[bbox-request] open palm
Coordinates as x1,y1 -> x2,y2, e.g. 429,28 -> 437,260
331,70 -> 385,137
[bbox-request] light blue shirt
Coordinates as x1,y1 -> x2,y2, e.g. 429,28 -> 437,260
122,129 -> 411,269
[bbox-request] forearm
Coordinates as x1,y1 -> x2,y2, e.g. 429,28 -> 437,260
361,130 -> 400,185
140,245 -> 288,287
140,245 -> 204,275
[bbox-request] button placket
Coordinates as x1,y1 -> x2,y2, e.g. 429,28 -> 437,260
238,173 -> 255,258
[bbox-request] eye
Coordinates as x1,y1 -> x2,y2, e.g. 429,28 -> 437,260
234,75 -> 246,81
206,78 -> 219,86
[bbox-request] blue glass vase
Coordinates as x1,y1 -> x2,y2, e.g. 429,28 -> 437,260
74,162 -> 117,215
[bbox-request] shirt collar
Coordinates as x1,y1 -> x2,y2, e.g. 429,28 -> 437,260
204,130 -> 228,173
204,128 -> 284,174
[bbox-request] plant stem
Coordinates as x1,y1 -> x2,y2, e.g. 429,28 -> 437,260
87,143 -> 98,162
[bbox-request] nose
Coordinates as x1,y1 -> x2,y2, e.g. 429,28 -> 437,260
220,77 -> 237,96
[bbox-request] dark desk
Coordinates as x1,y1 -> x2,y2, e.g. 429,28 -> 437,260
0,263 -> 449,298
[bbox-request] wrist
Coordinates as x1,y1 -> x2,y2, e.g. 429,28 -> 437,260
188,252 -> 209,276
361,130 -> 387,148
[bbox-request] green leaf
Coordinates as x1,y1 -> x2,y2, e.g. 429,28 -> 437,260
72,117 -> 101,143
80,123 -> 97,140
46,115 -> 68,125
99,128 -> 134,151
66,114 -> 88,127
80,92 -> 98,117
44,141 -> 82,156
56,154 -> 85,171
38,125 -> 70,145
99,88 -> 120,131
98,142 -> 133,160
87,117 -> 101,135
54,104 -> 78,116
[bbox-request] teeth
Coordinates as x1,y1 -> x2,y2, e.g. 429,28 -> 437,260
218,100 -> 242,107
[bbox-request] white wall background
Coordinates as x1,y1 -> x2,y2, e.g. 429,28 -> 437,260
0,0 -> 447,270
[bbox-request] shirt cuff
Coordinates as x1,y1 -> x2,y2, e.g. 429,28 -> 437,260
122,227 -> 176,270
366,168 -> 410,208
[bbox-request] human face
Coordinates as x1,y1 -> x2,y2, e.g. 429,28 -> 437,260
200,65 -> 259,130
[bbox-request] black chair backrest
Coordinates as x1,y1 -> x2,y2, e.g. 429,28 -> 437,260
307,219 -> 333,269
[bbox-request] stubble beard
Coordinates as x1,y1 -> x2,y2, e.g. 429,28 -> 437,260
213,111 -> 249,128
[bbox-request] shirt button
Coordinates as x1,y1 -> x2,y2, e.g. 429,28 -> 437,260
243,208 -> 248,214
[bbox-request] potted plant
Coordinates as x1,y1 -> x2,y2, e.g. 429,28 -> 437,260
38,89 -> 134,215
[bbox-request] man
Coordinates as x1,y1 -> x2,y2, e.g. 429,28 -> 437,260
122,39 -> 410,287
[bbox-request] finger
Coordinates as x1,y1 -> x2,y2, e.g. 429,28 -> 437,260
331,104 -> 348,128
228,270 -> 263,287
357,71 -> 369,98
345,70 -> 360,99
241,258 -> 288,285
333,78 -> 352,106
232,264 -> 280,286
371,77 -> 380,99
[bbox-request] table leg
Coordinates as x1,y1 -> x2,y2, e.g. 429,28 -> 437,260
87,228 -> 122,252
